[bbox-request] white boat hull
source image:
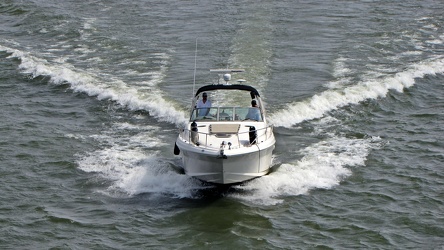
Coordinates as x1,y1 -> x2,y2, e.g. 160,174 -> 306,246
176,138 -> 275,184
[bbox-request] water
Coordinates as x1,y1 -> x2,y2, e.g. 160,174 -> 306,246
1,0 -> 443,249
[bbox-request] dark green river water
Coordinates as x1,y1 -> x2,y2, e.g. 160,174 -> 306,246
1,0 -> 443,248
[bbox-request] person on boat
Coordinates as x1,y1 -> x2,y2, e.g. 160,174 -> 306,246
196,92 -> 212,116
246,100 -> 261,121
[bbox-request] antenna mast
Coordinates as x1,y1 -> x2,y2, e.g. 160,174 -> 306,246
192,39 -> 198,99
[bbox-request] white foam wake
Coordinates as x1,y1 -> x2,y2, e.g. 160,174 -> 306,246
233,136 -> 382,205
0,44 -> 187,126
269,56 -> 444,128
78,148 -> 201,198
76,122 -> 202,198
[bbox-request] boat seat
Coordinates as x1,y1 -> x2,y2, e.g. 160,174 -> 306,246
209,124 -> 240,134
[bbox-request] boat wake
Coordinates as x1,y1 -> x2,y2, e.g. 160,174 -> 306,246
0,44 -> 187,126
74,118 -> 382,205
2,26 -> 443,204
79,149 -> 202,199
75,121 -> 204,199
232,135 -> 383,205
268,56 -> 444,127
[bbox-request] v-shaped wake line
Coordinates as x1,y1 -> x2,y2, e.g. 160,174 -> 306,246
269,56 -> 444,128
1,44 -> 188,127
231,135 -> 383,205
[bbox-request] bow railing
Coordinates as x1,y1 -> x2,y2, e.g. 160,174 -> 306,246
179,125 -> 274,149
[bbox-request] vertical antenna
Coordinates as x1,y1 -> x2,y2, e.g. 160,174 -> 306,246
192,38 -> 198,99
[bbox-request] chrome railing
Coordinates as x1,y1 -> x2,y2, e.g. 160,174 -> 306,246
179,125 -> 274,149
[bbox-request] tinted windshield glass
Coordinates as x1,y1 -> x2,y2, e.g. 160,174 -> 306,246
190,107 -> 262,121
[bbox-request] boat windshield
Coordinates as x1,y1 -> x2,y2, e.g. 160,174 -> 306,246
191,107 -> 262,122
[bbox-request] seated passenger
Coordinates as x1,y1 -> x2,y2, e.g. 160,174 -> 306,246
245,100 -> 261,121
196,92 -> 211,116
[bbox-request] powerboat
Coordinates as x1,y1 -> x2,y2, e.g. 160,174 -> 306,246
174,69 -> 275,184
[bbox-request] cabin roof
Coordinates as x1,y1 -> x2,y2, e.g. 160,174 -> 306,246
195,84 -> 260,97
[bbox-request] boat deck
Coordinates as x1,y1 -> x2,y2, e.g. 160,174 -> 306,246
180,121 -> 272,150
